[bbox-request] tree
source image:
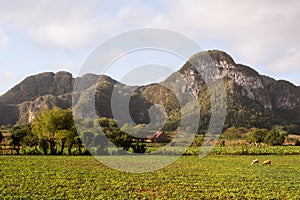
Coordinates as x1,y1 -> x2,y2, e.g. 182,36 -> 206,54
0,131 -> 3,154
98,118 -> 110,128
75,136 -> 82,155
40,138 -> 49,155
121,123 -> 149,139
11,125 -> 31,154
263,126 -> 287,146
0,131 -> 3,144
64,131 -> 78,155
246,128 -> 268,144
81,131 -> 94,152
58,130 -> 77,155
113,132 -> 133,151
285,124 -> 300,135
98,118 -> 120,139
32,108 -> 75,155
221,127 -> 247,140
23,131 -> 39,149
19,124 -> 39,154
94,133 -> 109,155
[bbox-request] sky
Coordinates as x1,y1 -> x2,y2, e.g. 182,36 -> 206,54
0,0 -> 300,95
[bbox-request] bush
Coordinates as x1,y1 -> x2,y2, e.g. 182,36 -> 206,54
131,142 -> 146,153
264,127 -> 286,146
113,133 -> 133,151
96,147 -> 108,155
295,140 -> 300,146
246,128 -> 268,143
219,140 -> 225,147
221,127 -> 248,140
191,136 -> 204,147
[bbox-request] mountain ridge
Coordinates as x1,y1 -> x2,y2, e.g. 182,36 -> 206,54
1,50 -> 299,131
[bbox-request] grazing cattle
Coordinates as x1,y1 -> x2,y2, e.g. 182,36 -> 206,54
251,159 -> 259,165
262,160 -> 271,166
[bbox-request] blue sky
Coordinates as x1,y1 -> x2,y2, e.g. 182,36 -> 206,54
0,0 -> 300,95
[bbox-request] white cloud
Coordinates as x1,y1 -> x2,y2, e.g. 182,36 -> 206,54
0,0 -> 299,83
47,62 -> 79,75
0,29 -> 9,48
0,69 -> 19,94
31,22 -> 97,50
0,1 -> 166,51
3,69 -> 17,80
156,0 -> 300,78
268,48 -> 300,72
0,0 -> 113,50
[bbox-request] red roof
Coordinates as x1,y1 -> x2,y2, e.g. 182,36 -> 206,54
150,131 -> 168,142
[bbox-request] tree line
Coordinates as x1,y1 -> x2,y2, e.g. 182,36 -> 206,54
220,126 -> 300,146
0,107 -> 298,155
0,108 -> 146,155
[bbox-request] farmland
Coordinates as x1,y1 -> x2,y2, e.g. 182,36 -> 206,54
1,155 -> 300,199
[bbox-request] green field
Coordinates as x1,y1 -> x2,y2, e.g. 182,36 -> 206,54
1,155 -> 300,199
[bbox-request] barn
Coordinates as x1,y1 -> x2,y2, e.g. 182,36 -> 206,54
149,131 -> 168,143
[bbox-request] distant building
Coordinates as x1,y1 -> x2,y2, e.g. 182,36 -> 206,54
149,131 -> 169,143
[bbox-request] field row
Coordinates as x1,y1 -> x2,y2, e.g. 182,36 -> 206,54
1,155 -> 300,199
1,145 -> 300,156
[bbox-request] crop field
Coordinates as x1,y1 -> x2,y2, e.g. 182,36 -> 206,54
1,155 -> 300,199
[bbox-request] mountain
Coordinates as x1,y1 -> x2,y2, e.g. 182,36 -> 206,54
1,50 -> 299,132
0,71 -> 74,125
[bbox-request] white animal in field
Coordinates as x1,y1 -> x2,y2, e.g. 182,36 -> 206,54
262,160 -> 271,166
251,159 -> 259,165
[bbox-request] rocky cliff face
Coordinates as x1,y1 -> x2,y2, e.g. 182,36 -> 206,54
180,50 -> 299,112
0,50 -> 299,130
208,50 -> 300,125
0,71 -> 73,105
192,50 -> 300,128
0,71 -> 74,125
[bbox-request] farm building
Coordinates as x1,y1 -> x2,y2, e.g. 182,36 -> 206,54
149,131 -> 168,143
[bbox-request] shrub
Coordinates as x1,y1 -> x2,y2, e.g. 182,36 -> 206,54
131,142 -> 146,153
246,128 -> 268,143
264,127 -> 286,146
222,127 -> 248,140
113,133 -> 133,151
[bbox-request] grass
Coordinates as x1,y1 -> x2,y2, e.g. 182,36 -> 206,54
0,155 -> 300,199
145,146 -> 300,156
